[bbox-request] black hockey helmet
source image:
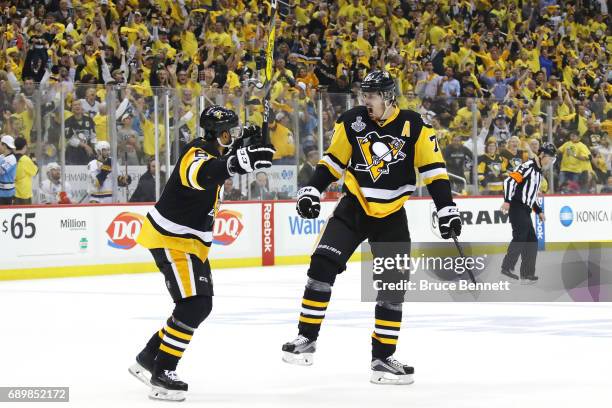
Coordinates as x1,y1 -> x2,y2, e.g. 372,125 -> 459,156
200,105 -> 240,141
360,70 -> 396,93
360,70 -> 396,104
538,142 -> 557,157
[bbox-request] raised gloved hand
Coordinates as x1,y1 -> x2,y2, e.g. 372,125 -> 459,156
241,123 -> 262,147
296,186 -> 321,219
231,144 -> 275,174
117,174 -> 132,187
437,205 -> 462,239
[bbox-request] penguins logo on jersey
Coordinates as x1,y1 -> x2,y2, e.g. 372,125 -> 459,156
355,131 -> 406,182
490,161 -> 502,176
509,157 -> 522,170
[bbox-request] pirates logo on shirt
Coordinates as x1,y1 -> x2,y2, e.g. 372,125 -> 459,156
354,131 -> 406,182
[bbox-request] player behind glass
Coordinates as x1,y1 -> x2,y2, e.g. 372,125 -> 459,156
87,141 -> 113,203
281,71 -> 462,384
39,162 -> 73,204
128,106 -> 275,401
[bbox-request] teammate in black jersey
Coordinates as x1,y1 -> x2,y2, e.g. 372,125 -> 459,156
129,106 -> 275,401
281,71 -> 462,385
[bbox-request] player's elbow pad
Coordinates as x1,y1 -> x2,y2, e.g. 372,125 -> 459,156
308,164 -> 338,193
194,158 -> 233,188
427,178 -> 454,210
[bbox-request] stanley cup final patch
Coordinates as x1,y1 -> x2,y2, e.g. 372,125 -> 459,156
351,116 -> 366,132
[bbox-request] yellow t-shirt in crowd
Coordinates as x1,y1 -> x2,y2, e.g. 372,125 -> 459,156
524,48 -> 540,73
391,15 -> 411,37
94,114 -> 108,142
338,4 -> 369,20
14,110 -> 33,144
429,25 -> 447,46
207,31 -> 233,49
176,80 -> 202,97
15,155 -> 38,199
83,54 -> 100,80
558,141 -> 592,173
181,31 -> 199,57
270,122 -> 295,160
153,40 -> 177,59
142,119 -> 166,157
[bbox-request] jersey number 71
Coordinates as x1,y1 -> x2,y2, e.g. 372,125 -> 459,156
429,134 -> 440,152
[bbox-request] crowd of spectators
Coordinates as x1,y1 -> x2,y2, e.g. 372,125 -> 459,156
0,0 -> 610,203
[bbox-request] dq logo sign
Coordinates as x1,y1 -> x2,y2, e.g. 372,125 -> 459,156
106,212 -> 145,249
213,210 -> 244,245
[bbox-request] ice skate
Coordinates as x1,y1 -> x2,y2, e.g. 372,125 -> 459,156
128,350 -> 155,387
370,356 -> 414,385
520,275 -> 539,285
501,268 -> 519,280
149,370 -> 188,402
282,335 -> 316,366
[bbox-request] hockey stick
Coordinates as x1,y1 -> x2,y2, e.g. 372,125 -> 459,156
451,231 -> 477,284
261,0 -> 278,145
123,151 -> 130,201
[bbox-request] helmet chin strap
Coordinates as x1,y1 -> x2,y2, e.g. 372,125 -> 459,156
377,100 -> 395,124
217,137 -> 234,148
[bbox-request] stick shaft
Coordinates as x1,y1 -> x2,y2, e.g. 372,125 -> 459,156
451,232 -> 477,284
261,0 -> 278,145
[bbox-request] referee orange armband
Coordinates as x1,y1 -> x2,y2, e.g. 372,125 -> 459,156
508,172 -> 523,183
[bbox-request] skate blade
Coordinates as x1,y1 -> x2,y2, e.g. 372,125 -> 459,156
149,386 -> 186,402
370,371 -> 414,385
282,351 -> 314,366
128,362 -> 152,387
520,279 -> 538,285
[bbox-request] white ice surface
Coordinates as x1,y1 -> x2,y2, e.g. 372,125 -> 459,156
1,263 -> 611,407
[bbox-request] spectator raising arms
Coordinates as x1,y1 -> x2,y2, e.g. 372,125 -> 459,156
0,0 -> 608,200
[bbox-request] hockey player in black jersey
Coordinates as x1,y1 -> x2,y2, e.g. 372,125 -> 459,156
129,106 -> 275,401
281,71 -> 462,384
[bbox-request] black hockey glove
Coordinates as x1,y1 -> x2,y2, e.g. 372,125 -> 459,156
296,186 -> 321,219
437,205 -> 462,239
241,123 -> 263,147
230,144 -> 275,174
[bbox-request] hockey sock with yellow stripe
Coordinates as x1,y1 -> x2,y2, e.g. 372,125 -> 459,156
155,317 -> 195,371
298,287 -> 331,340
372,304 -> 402,359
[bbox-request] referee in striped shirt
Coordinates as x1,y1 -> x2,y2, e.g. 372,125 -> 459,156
500,143 -> 557,281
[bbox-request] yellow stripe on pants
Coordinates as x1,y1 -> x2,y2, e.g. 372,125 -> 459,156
168,249 -> 193,297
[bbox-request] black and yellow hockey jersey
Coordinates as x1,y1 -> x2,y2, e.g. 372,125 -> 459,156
477,153 -> 508,192
137,138 -> 231,261
318,106 -> 451,218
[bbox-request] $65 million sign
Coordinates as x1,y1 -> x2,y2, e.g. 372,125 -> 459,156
1,212 -> 36,239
